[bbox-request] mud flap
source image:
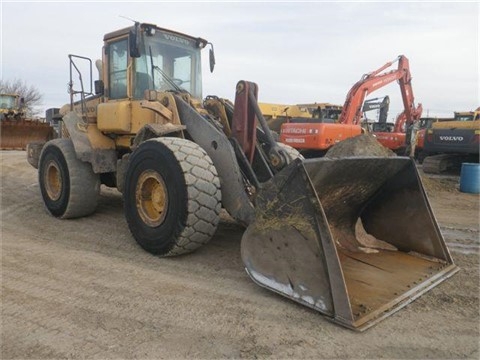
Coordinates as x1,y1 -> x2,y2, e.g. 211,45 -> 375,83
241,156 -> 459,331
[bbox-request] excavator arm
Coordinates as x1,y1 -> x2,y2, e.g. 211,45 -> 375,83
339,55 -> 421,126
362,96 -> 390,123
393,102 -> 423,133
279,55 -> 423,153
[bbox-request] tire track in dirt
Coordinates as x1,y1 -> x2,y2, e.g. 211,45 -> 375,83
2,150 -> 479,359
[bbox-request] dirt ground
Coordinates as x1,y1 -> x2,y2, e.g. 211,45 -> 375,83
1,150 -> 479,359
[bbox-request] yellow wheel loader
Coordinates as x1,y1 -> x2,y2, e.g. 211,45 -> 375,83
27,22 -> 458,331
0,93 -> 55,150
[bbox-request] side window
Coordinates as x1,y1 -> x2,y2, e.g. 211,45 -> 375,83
108,39 -> 128,99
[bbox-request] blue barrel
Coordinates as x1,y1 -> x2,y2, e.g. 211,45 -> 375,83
460,163 -> 480,194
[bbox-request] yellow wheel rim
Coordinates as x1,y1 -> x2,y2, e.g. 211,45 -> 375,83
136,170 -> 168,227
45,160 -> 62,201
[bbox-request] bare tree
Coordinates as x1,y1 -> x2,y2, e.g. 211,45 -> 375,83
0,79 -> 43,117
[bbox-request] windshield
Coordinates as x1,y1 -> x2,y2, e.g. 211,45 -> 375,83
134,30 -> 203,99
313,107 -> 342,121
454,112 -> 474,121
0,95 -> 17,110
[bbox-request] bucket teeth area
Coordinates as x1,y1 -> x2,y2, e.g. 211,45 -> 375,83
340,250 -> 450,322
241,156 -> 459,331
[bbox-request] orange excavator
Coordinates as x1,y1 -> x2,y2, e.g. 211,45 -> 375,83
373,104 -> 423,155
405,117 -> 442,161
280,55 -> 422,156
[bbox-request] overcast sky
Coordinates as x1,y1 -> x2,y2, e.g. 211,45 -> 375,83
1,1 -> 479,120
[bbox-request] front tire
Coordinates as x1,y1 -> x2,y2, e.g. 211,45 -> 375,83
38,139 -> 100,219
124,137 -> 222,256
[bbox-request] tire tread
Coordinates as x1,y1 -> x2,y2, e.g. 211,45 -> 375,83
39,139 -> 100,219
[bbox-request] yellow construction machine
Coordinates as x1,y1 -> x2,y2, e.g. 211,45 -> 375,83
27,22 -> 458,331
258,102 -> 311,132
0,93 -> 55,150
258,102 -> 343,134
296,102 -> 344,121
422,108 -> 480,173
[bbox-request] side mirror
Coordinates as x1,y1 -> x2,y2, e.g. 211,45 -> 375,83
129,22 -> 141,58
95,80 -> 104,95
209,43 -> 216,73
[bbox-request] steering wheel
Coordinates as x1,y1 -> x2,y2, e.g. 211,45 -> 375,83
171,78 -> 184,86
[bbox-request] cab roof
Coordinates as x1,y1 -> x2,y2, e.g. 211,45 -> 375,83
103,23 -> 208,48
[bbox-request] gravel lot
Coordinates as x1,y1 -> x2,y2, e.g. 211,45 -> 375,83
1,150 -> 479,359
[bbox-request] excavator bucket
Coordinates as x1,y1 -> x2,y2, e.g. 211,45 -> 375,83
0,119 -> 55,150
241,156 -> 459,331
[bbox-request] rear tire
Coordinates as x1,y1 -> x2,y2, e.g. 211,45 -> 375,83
124,137 -> 222,256
38,139 -> 100,218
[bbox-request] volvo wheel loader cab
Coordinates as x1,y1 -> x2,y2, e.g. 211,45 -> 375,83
27,23 -> 458,331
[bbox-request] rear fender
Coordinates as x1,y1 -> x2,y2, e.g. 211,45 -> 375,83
62,112 -> 117,173
132,123 -> 186,149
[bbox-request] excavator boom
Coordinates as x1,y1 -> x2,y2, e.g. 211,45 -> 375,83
369,57 -> 422,154
338,55 -> 415,126
280,55 -> 422,154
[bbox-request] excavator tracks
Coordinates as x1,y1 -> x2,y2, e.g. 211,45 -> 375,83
422,154 -> 477,174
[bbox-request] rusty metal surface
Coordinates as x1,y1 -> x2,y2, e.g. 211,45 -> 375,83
1,120 -> 54,150
340,250 -> 458,330
303,157 -> 452,260
241,159 -> 351,321
231,81 -> 258,163
241,156 -> 459,331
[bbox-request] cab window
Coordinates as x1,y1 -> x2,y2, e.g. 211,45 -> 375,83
108,39 -> 128,99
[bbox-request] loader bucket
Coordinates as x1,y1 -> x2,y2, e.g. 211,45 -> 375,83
0,120 -> 55,150
241,156 -> 459,331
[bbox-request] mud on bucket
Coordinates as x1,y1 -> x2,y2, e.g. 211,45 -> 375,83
460,163 -> 480,194
241,156 -> 459,331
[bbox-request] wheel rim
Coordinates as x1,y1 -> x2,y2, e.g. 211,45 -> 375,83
44,160 -> 62,201
136,170 -> 168,227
